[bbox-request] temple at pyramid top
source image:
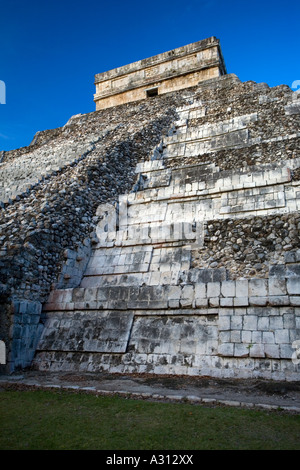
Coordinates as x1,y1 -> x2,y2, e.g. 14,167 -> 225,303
94,36 -> 227,110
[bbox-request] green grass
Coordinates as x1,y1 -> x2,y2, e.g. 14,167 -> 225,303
0,389 -> 300,450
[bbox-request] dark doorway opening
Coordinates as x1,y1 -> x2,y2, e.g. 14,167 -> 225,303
146,88 -> 158,98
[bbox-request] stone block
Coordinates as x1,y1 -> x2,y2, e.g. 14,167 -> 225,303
269,264 -> 285,278
218,316 -> 231,330
195,298 -> 208,308
212,268 -> 227,282
284,252 -> 296,263
279,344 -> 294,359
249,279 -> 268,297
235,280 -> 248,297
252,331 -> 262,343
160,272 -> 172,285
180,298 -> 193,308
234,297 -> 249,307
208,297 -> 219,308
96,287 -> 110,301
148,286 -> 164,301
164,285 -> 182,300
181,285 -> 194,301
290,297 -> 300,306
285,103 -> 300,115
248,306 -> 278,316
218,343 -> 234,356
265,344 -> 279,358
148,300 -> 169,309
243,315 -> 258,330
231,330 -> 241,343
218,307 -> 234,316
231,315 -> 243,329
249,297 -> 268,306
188,268 -> 213,283
268,296 -> 290,306
220,297 -> 233,307
234,344 -> 249,357
42,302 -> 61,312
268,278 -> 287,296
283,313 -> 296,329
287,278 -> 300,295
106,300 -> 127,310
83,288 -> 98,302
72,288 -> 85,301
148,272 -> 161,286
194,282 -> 206,298
269,316 -> 284,330
241,330 -> 252,343
262,331 -> 275,344
207,282 -> 220,298
286,265 -> 300,277
275,329 -> 290,344
219,331 -> 231,342
221,280 -> 235,297
249,344 -> 265,358
257,316 -> 269,330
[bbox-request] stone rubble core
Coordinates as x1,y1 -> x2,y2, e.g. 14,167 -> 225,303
1,60 -> 300,381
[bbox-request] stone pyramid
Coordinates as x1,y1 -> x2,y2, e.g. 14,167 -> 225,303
32,75 -> 300,380
1,41 -> 300,381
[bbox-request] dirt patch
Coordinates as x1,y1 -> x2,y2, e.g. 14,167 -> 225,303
254,381 -> 300,395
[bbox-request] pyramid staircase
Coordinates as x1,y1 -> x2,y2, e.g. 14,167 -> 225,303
33,97 -> 300,380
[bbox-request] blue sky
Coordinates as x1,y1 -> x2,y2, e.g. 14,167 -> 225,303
0,0 -> 299,151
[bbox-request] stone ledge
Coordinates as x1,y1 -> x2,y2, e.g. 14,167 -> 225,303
44,277 -> 300,311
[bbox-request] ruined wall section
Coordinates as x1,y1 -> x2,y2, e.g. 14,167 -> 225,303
0,94 -> 181,371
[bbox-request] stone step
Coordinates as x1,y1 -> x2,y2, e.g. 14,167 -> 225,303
81,245 -> 191,285
83,245 -> 153,276
80,269 -> 181,288
44,275 -> 300,313
128,164 -> 291,207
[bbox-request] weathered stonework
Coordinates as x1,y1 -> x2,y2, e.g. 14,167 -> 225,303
94,37 -> 226,110
1,38 -> 300,381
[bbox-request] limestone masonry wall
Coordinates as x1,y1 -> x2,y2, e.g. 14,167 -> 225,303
1,71 -> 300,380
94,37 -> 226,110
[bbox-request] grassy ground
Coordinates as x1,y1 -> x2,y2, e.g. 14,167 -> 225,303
0,389 -> 300,450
